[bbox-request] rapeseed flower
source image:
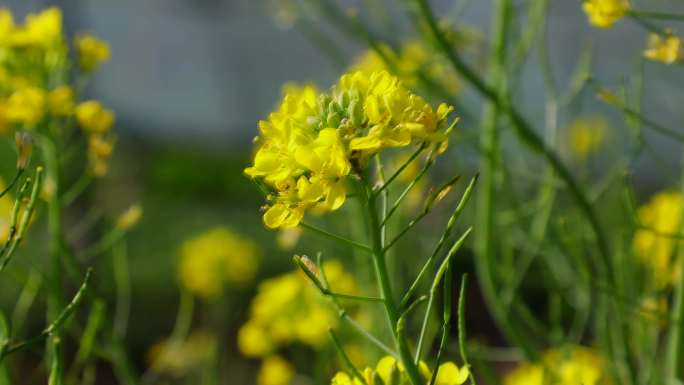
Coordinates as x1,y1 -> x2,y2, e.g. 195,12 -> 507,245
582,0 -> 630,28
644,32 -> 682,64
504,346 -> 605,385
331,355 -> 468,385
76,101 -> 115,134
258,355 -> 295,385
245,72 -> 455,229
178,226 -> 259,299
238,260 -> 356,357
47,86 -> 75,117
567,115 -> 607,162
5,86 -> 46,127
351,40 -> 460,94
633,191 -> 683,288
74,33 -> 111,72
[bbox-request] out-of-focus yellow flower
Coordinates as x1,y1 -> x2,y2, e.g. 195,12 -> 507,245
351,40 -> 460,95
147,330 -> 216,375
5,86 -> 46,127
74,33 -> 111,72
633,191 -> 683,288
87,134 -> 115,177
116,204 -> 142,231
8,7 -> 62,48
0,178 -> 14,244
504,346 -> 605,385
76,100 -> 115,134
245,72 -> 455,229
47,86 -> 74,117
258,355 -> 295,385
331,356 -> 468,385
238,260 -> 356,357
644,32 -> 682,64
276,227 -> 301,250
178,227 -> 259,299
567,115 -> 607,162
582,0 -> 629,28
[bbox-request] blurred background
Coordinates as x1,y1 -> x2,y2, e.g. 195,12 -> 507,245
3,0 -> 684,383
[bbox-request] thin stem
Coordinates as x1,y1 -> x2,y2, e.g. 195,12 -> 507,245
407,0 -> 612,277
329,329 -> 368,385
399,175 -> 478,309
630,10 -> 684,21
374,144 -> 426,197
363,182 -> 424,385
0,168 -> 24,199
457,274 -> 475,385
300,222 -> 372,253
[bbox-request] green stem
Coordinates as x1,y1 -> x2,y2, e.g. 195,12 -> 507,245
363,182 -> 424,385
41,136 -> 64,380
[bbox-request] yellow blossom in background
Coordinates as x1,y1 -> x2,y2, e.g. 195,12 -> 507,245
633,191 -> 683,288
178,227 -> 259,298
567,115 -> 607,162
47,86 -> 75,117
5,86 -> 46,127
238,260 -> 356,357
244,72 -> 455,229
350,40 -> 460,95
331,355 -> 468,385
74,33 -> 111,72
116,204 -> 143,230
76,100 -> 115,134
87,134 -> 115,177
7,7 -> 63,48
258,356 -> 295,385
0,179 -> 14,243
276,227 -> 301,250
644,32 -> 682,64
582,0 -> 629,29
504,346 -> 605,385
147,330 -> 216,376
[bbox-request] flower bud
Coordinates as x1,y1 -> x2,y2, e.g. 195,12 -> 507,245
14,132 -> 32,170
116,204 -> 143,231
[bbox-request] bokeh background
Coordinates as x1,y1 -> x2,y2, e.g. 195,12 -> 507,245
3,0 -> 684,383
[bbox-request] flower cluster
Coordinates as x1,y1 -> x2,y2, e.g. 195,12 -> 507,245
504,346 -> 605,385
244,71 -> 455,229
331,356 -> 469,385
633,191 -> 683,288
177,227 -> 260,299
644,32 -> 682,64
582,0 -> 630,28
0,7 -> 115,176
237,260 -> 357,357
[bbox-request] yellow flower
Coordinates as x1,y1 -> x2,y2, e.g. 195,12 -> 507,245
351,40 -> 460,95
76,100 -> 115,134
74,33 -> 111,72
567,115 -> 607,162
87,134 -> 115,177
504,346 -> 605,385
116,204 -> 143,231
147,330 -> 216,375
0,178 -> 14,244
633,191 -> 683,288
47,86 -> 75,117
644,32 -> 682,64
8,7 -> 63,47
582,0 -> 629,28
331,356 -> 468,385
178,227 -> 259,298
238,260 -> 356,357
5,86 -> 46,127
258,356 -> 295,385
245,72 -> 455,229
